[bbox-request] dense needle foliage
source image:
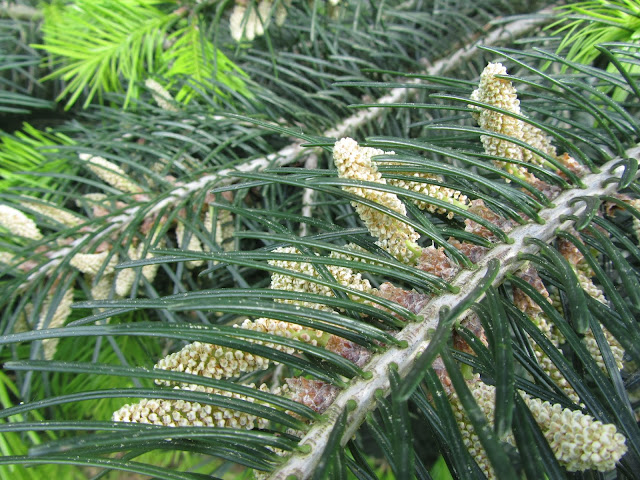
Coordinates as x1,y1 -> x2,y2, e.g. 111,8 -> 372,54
1,1 -> 640,479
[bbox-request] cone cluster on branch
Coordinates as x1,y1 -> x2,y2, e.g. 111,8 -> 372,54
0,153 -> 237,358
449,375 -> 627,476
109,61 -> 631,476
1,59 -> 628,476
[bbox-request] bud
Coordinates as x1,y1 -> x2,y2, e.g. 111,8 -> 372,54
70,251 -> 118,276
269,246 -> 375,311
284,377 -> 340,413
79,153 -> 142,194
451,376 -> 627,475
145,78 -> 178,112
37,286 -> 74,360
333,137 -> 420,262
24,198 -> 82,227
470,63 -> 581,183
175,221 -> 204,269
386,171 -> 467,219
113,383 -> 271,430
0,204 -> 43,241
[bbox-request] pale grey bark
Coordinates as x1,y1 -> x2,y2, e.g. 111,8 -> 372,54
268,145 -> 640,480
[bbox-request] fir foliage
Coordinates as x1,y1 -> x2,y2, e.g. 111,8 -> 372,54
35,0 -> 250,109
1,1 -> 640,479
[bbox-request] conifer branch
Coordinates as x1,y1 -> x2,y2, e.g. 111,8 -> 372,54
324,5 -> 558,139
268,144 -> 640,480
15,6 -> 556,289
2,3 -> 639,478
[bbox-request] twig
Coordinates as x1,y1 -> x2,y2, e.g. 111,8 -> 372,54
107,5 -> 559,224
24,6 -> 555,297
268,144 -> 640,480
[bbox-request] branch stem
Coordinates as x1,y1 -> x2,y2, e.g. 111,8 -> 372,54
267,146 -> 640,479
24,4 -> 557,288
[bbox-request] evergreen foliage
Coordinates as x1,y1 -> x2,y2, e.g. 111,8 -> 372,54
1,1 -> 640,479
35,0 -> 250,109
0,2 -> 51,115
